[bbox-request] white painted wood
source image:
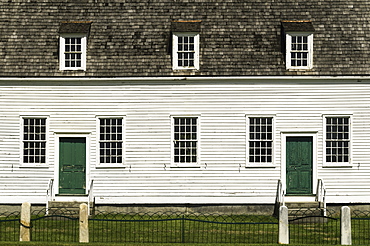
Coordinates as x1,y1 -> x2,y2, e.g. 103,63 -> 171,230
1,79 -> 370,204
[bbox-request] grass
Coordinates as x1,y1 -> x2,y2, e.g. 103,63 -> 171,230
1,211 -> 370,245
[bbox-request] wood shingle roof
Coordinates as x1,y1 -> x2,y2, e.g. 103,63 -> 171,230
0,0 -> 370,76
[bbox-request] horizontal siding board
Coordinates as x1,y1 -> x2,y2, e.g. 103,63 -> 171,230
1,79 -> 370,203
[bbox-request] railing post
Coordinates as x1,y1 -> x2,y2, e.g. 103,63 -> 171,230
20,202 -> 31,241
278,205 -> 289,244
79,203 -> 89,243
341,206 -> 351,245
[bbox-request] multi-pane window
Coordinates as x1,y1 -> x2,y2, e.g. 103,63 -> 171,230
290,35 -> 308,67
172,33 -> 199,70
248,117 -> 273,163
23,118 -> 46,164
173,117 -> 198,164
64,37 -> 82,68
286,33 -> 313,69
99,118 -> 123,164
60,35 -> 87,70
325,117 -> 350,163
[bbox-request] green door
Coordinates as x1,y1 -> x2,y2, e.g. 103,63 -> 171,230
286,137 -> 313,195
59,137 -> 86,195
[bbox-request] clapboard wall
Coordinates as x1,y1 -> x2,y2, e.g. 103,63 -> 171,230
0,77 -> 370,204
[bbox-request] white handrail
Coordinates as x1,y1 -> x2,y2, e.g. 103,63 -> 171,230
46,178 -> 54,214
315,179 -> 327,216
87,179 -> 94,215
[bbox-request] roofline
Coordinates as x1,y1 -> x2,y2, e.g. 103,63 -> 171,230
0,76 -> 369,82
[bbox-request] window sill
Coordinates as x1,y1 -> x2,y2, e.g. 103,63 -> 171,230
170,164 -> 201,168
20,164 -> 49,168
245,164 -> 278,168
95,164 -> 126,169
286,67 -> 312,71
60,68 -> 86,71
322,164 -> 352,168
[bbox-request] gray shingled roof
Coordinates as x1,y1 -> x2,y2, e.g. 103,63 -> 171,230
0,0 -> 369,77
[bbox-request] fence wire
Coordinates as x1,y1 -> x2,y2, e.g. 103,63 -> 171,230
30,208 -> 79,242
0,211 -> 20,242
89,211 -> 278,243
289,208 -> 340,245
352,210 -> 370,245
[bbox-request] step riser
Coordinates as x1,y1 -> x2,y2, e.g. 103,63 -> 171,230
48,201 -> 94,215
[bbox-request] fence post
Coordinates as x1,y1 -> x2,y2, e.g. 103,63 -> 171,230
341,206 -> 351,245
79,203 -> 89,243
278,205 -> 289,244
20,202 -> 31,241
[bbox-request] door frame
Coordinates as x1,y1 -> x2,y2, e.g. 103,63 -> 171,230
281,132 -> 317,195
54,133 -> 90,196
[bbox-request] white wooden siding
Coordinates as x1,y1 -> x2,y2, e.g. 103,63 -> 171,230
1,79 -> 370,204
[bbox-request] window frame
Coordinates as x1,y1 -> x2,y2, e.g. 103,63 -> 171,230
323,115 -> 352,167
246,115 -> 275,167
96,116 -> 126,168
172,32 -> 200,70
171,115 -> 200,167
59,34 -> 87,71
285,32 -> 313,70
21,116 -> 48,168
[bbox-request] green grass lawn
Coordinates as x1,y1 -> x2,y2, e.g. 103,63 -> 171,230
1,211 -> 370,245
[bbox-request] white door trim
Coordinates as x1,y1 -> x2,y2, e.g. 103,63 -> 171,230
54,133 -> 91,196
281,132 -> 317,195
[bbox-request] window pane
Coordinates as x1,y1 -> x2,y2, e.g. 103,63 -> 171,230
99,118 -> 124,164
249,117 -> 273,163
325,117 -> 350,163
23,118 -> 47,164
173,117 -> 198,164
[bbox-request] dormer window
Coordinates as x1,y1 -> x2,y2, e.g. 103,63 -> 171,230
171,20 -> 201,71
282,21 -> 314,70
59,21 -> 91,71
60,34 -> 87,70
286,33 -> 313,69
172,33 -> 200,70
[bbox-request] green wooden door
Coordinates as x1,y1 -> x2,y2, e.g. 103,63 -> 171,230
286,137 -> 313,195
59,137 -> 86,195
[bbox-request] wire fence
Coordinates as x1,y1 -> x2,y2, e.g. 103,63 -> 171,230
352,210 -> 370,245
89,211 -> 278,243
30,208 -> 79,242
3,206 -> 370,244
0,211 -> 20,242
289,208 -> 340,245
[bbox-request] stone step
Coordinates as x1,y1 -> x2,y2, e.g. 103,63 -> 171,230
47,201 -> 94,216
285,202 -> 325,221
285,201 -> 321,209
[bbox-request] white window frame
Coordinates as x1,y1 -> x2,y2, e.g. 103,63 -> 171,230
323,115 -> 352,167
96,116 -> 126,168
20,116 -> 48,168
246,116 -> 275,167
171,115 -> 200,167
172,32 -> 200,70
59,34 -> 87,71
286,32 -> 313,70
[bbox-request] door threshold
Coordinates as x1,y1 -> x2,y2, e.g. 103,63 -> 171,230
286,194 -> 314,196
285,196 -> 316,203
56,194 -> 88,197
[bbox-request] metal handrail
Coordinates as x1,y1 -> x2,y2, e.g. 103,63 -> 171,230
315,179 -> 327,216
46,178 -> 54,214
88,179 -> 94,215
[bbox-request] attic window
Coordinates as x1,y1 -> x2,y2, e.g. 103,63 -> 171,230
59,22 -> 91,71
171,21 -> 201,70
282,21 -> 314,70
